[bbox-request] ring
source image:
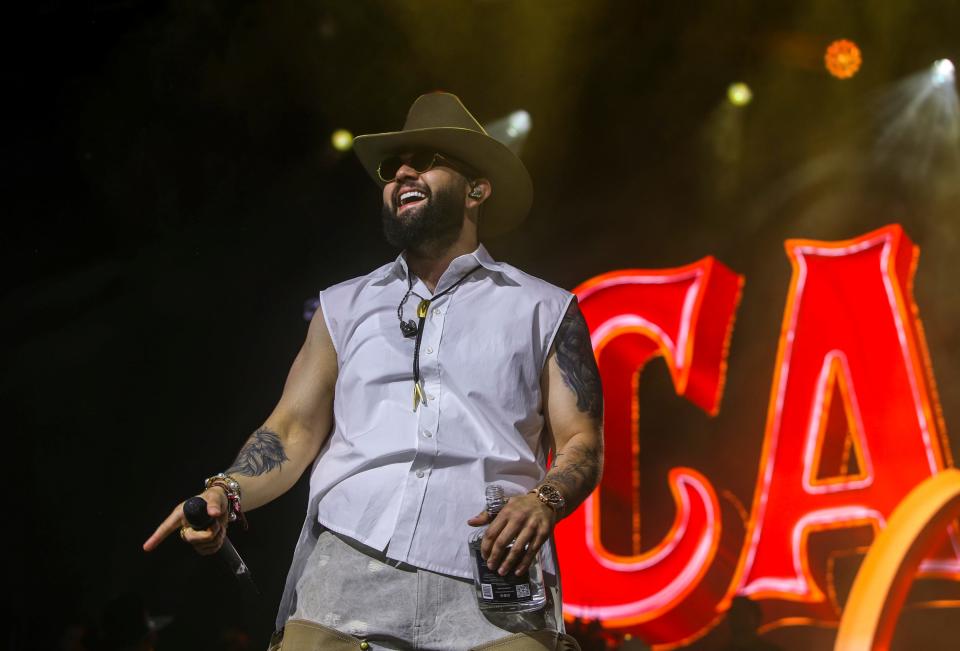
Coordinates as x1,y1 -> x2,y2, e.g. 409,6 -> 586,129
179,526 -> 188,541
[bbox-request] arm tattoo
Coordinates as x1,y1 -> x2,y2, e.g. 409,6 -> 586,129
226,428 -> 289,477
555,301 -> 603,423
547,441 -> 602,499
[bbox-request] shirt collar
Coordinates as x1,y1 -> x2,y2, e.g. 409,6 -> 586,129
374,244 -> 506,287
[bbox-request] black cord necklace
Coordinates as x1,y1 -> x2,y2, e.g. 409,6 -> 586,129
397,264 -> 482,410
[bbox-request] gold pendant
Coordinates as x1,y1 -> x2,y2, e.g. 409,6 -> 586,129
413,381 -> 425,411
417,299 -> 430,319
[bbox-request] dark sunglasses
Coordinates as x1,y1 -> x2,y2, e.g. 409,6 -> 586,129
377,151 -> 475,183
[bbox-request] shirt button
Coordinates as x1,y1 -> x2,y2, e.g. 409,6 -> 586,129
422,430 -> 433,438
416,470 -> 425,478
425,345 -> 434,354
433,307 -> 443,316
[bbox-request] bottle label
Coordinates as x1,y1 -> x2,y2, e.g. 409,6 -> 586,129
471,544 -> 533,603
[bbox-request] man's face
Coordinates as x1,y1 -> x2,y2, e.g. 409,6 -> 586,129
380,153 -> 470,250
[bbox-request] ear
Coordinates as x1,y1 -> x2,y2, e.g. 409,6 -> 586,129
466,178 -> 492,208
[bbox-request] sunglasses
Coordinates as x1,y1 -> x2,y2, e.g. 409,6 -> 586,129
377,151 -> 475,183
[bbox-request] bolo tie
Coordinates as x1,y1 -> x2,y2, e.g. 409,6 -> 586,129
397,265 -> 481,410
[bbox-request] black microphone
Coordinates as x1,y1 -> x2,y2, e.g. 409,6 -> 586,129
183,496 -> 259,597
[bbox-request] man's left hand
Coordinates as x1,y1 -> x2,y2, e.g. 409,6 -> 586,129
467,493 -> 556,577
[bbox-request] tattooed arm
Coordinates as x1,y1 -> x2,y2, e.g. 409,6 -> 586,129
540,299 -> 603,507
220,302 -> 338,512
470,298 -> 604,576
144,306 -> 338,553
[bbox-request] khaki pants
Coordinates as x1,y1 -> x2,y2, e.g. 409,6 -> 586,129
271,619 -> 581,651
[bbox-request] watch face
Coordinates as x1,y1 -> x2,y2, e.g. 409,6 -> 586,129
539,485 -> 565,510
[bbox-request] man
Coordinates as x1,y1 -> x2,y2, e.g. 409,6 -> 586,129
144,92 -> 604,651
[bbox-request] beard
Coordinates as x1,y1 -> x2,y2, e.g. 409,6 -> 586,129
381,183 -> 465,251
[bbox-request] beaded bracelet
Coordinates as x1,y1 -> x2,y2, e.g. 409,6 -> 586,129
204,472 -> 248,530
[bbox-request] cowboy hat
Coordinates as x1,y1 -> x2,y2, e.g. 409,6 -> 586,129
353,92 -> 533,237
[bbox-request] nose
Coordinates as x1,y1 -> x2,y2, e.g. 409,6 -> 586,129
394,162 -> 421,182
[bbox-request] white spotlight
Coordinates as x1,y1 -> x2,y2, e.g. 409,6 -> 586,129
483,110 -> 533,155
932,59 -> 955,86
506,110 -> 532,138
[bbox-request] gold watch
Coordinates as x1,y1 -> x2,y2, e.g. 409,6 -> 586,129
531,483 -> 566,516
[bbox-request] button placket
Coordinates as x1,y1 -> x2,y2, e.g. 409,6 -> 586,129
416,387 -> 439,452
412,308 -> 440,481
391,400 -> 434,560
421,296 -> 446,403
389,376 -> 436,561
405,279 -> 455,495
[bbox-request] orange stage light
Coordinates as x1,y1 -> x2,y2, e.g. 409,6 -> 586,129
825,39 -> 862,79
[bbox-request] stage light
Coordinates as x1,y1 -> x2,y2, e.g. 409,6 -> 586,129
483,110 -> 533,155
873,60 -> 960,185
727,82 -> 752,107
506,110 -> 531,138
331,128 -> 353,152
825,39 -> 862,79
932,59 -> 955,86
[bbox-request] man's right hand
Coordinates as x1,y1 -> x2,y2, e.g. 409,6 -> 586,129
142,487 -> 229,556
141,305 -> 338,557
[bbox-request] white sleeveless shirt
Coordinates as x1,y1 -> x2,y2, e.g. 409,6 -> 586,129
309,244 -> 573,580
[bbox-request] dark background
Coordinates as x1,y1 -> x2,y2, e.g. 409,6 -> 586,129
6,1 -> 960,649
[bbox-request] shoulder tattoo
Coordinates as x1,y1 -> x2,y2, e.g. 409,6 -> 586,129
554,301 -> 603,423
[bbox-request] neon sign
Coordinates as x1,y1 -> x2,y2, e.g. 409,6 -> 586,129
835,469 -> 960,650
560,224 -> 959,646
555,257 -> 743,644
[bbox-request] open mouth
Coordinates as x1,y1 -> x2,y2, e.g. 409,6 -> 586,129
397,189 -> 428,212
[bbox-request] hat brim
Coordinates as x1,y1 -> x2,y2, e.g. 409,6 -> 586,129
353,127 -> 533,237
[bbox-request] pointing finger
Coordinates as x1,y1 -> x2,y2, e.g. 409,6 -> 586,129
143,505 -> 184,552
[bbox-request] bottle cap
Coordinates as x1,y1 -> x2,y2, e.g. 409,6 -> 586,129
485,484 -> 506,515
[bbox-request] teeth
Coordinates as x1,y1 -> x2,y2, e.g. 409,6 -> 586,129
399,191 -> 426,205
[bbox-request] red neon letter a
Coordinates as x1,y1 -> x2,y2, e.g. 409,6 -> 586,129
737,225 -> 959,610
